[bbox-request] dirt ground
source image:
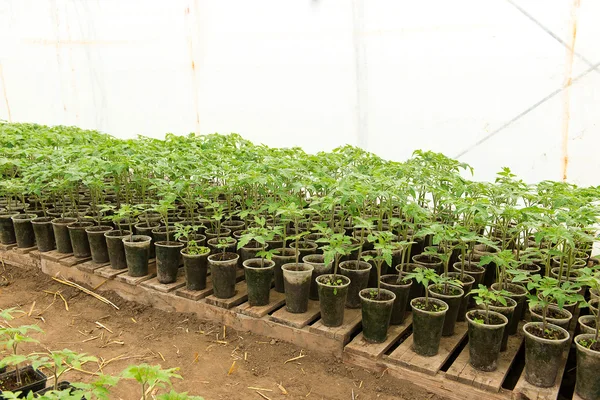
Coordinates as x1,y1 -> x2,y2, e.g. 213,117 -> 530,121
0,264 -> 447,400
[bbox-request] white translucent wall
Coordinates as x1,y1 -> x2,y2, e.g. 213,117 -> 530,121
0,0 -> 599,185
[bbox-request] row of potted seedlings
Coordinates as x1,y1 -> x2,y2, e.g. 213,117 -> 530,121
0,123 -> 599,398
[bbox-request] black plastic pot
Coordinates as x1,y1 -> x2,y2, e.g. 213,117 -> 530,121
0,212 -> 19,245
483,297 -> 517,351
445,272 -> 474,323
51,217 -> 77,253
316,274 -> 350,327
272,248 -> 296,293
123,235 -> 152,277
0,365 -> 47,397
105,230 -> 131,270
85,225 -> 113,263
529,304 -> 572,330
339,260 -> 371,309
135,222 -> 159,258
208,252 -> 239,299
205,228 -> 232,240
288,240 -> 318,262
380,274 -> 412,325
244,258 -> 275,306
282,263 -> 313,313
31,217 -> 56,252
155,241 -> 184,284
397,263 -> 425,311
67,222 -> 93,258
359,288 -> 396,343
453,260 -> 485,307
575,334 -> 600,400
34,381 -> 74,395
239,242 -> 268,265
412,254 -> 443,274
466,310 -> 508,371
302,254 -> 332,300
152,225 -> 175,243
491,282 -> 527,331
473,245 -> 498,286
523,322 -> 570,387
182,248 -> 209,290
11,213 -> 37,248
578,315 -> 596,334
411,297 -> 448,356
429,284 -> 464,336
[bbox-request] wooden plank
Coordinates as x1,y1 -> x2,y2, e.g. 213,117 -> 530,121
116,262 -> 157,285
343,352 -> 512,400
29,250 -> 41,261
13,246 -> 37,254
94,266 -> 127,279
77,260 -> 110,273
344,314 -> 413,359
39,250 -> 71,262
205,281 -> 248,309
386,321 -> 467,375
58,255 -> 91,267
270,300 -> 321,329
0,243 -> 17,251
309,308 -> 363,344
175,277 -> 214,301
446,328 -> 524,392
237,290 -> 286,318
141,269 -> 186,293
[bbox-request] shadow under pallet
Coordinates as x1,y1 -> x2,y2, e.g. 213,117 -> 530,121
3,247 -> 577,400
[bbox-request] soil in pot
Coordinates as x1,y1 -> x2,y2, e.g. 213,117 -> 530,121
445,271 -> 474,323
288,240 -> 318,261
272,248 -> 296,293
575,334 -> 600,400
155,241 -> 184,284
239,241 -> 268,265
67,221 -> 94,258
123,235 -> 151,277
0,365 -> 47,395
208,252 -> 239,299
51,217 -> 77,253
360,288 -> 396,343
529,305 -> 572,330
207,237 -> 237,256
412,254 -> 443,274
523,322 -> 570,387
302,254 -> 332,300
316,274 -> 350,327
31,217 -> 56,252
411,297 -> 448,356
243,258 -> 275,306
578,315 -> 597,335
135,222 -> 159,258
429,284 -> 464,336
380,274 -> 412,325
11,213 -> 37,248
204,228 -> 232,239
466,310 -> 508,371
491,282 -> 527,331
483,297 -> 517,351
182,248 -> 210,290
0,212 -> 18,245
86,225 -> 113,263
282,263 -> 313,313
339,260 -> 372,309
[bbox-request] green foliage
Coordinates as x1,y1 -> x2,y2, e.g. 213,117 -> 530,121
121,364 -> 182,400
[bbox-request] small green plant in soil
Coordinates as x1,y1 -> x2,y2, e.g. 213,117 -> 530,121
153,193 -> 177,242
469,284 -> 510,325
26,349 -> 98,391
237,216 -> 275,267
362,231 -> 396,299
0,312 -> 43,388
174,223 -> 209,256
121,363 -> 182,400
404,267 -> 446,311
316,226 -> 356,293
577,267 -> 600,344
525,275 -> 583,337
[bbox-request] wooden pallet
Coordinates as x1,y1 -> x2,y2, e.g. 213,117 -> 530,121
77,260 -> 110,273
39,250 -> 71,262
309,307 -> 362,344
0,243 -> 17,251
13,245 -> 37,254
94,265 -> 128,279
447,324 -> 525,392
387,321 -> 468,376
116,262 -> 157,285
270,299 -> 321,328
141,268 -> 187,293
237,290 -> 286,318
58,255 -> 91,267
345,314 -> 413,359
205,281 -> 249,309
